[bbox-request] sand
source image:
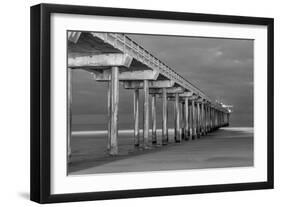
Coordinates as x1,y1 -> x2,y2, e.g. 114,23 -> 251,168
68,127 -> 253,175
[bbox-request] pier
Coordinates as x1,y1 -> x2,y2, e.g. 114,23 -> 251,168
67,31 -> 232,158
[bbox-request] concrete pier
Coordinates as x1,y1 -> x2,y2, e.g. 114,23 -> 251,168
143,79 -> 150,149
151,94 -> 157,144
162,88 -> 168,145
109,66 -> 119,155
67,31 -> 232,156
133,89 -> 140,147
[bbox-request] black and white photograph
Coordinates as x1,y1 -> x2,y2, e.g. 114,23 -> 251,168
0,0 -> 278,206
29,3 -> 273,204
67,31 -> 254,175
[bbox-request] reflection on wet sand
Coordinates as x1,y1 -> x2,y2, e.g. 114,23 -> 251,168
68,127 -> 253,175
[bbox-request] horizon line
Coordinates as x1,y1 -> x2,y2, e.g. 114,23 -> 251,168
72,127 -> 253,136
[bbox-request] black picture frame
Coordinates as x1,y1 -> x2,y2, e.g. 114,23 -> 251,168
30,3 -> 274,204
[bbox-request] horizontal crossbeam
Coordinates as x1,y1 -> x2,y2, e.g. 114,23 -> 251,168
123,80 -> 175,89
91,69 -> 159,81
149,87 -> 185,94
68,53 -> 133,68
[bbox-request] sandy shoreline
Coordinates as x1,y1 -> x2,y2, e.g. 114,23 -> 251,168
68,127 -> 253,175
71,127 -> 253,136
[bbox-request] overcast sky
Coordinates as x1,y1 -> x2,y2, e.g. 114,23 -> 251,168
70,33 -> 253,130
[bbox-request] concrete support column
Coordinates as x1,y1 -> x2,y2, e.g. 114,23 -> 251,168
143,79 -> 150,149
189,102 -> 192,139
216,110 -> 219,128
217,110 -> 219,128
211,108 -> 214,129
218,111 -> 220,128
201,103 -> 205,135
214,109 -> 217,129
206,105 -> 209,131
210,107 -> 213,131
109,66 -> 119,155
211,108 -> 213,130
212,108 -> 215,130
133,89 -> 140,147
208,105 -> 210,131
208,106 -> 210,131
227,113 -> 230,126
215,110 -> 218,129
219,111 -> 222,127
107,80 -> 111,151
67,68 -> 72,161
209,106 -> 212,132
184,97 -> 189,140
181,102 -> 185,140
220,111 -> 222,127
215,109 -> 217,129
197,102 -> 201,138
151,94 -> 157,145
174,93 -> 181,142
213,109 -> 216,129
192,100 -> 197,139
205,104 -> 208,133
162,88 -> 168,145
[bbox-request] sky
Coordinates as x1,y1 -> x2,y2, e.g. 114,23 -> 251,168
70,33 -> 253,130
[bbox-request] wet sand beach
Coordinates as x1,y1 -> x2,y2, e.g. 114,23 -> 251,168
68,127 -> 253,175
